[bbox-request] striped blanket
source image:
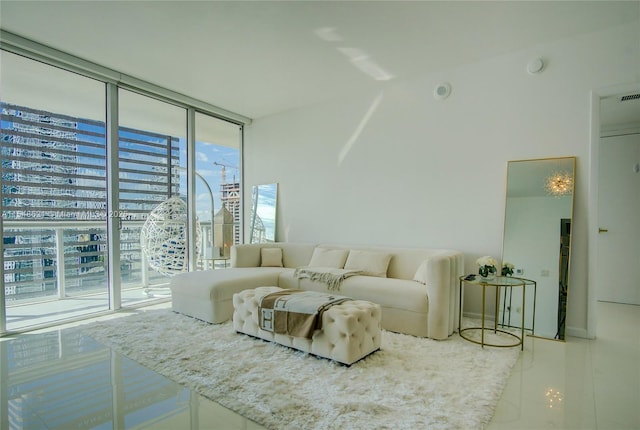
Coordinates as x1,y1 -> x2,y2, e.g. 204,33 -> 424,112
258,289 -> 352,339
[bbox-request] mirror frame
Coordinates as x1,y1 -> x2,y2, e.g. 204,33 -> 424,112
249,183 -> 278,243
501,156 -> 576,341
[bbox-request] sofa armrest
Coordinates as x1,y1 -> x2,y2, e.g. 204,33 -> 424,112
421,252 -> 463,339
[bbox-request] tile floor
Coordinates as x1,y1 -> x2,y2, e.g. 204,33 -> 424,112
1,301 -> 638,429
489,301 -> 639,429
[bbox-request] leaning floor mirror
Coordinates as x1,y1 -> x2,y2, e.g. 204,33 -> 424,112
501,157 -> 576,340
249,183 -> 278,243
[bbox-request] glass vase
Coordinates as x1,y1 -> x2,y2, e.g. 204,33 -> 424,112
478,266 -> 496,281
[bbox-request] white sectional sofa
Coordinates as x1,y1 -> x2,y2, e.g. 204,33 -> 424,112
170,243 -> 463,339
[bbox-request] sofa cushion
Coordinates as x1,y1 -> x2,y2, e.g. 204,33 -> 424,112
170,267 -> 286,301
344,250 -> 392,277
232,243 -> 316,268
318,244 -> 461,281
308,247 -> 349,268
261,247 -> 283,267
340,276 -> 428,313
279,272 -> 428,314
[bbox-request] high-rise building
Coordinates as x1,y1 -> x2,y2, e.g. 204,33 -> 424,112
1,105 -> 83,219
1,103 -> 181,300
2,104 -> 94,298
220,181 -> 241,245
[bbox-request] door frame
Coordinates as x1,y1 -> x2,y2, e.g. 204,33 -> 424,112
588,83 -> 640,338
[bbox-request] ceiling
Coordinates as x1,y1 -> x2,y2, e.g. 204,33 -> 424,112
1,1 -> 639,121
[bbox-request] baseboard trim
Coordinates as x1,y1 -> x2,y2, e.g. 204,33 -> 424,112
462,311 -> 495,323
566,326 -> 591,339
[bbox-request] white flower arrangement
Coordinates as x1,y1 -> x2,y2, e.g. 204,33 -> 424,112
476,256 -> 497,278
502,261 -> 515,277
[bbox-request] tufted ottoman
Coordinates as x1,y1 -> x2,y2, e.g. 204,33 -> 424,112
233,287 -> 382,365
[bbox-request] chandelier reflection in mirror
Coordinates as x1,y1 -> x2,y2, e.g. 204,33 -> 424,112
545,387 -> 564,409
545,171 -> 573,196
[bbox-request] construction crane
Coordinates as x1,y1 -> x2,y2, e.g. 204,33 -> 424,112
213,161 -> 238,183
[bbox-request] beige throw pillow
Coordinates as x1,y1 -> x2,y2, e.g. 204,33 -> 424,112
308,248 -> 349,268
344,250 -> 392,277
413,261 -> 428,284
261,247 -> 283,267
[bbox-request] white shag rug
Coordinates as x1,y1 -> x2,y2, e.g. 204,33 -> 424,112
80,309 -> 519,430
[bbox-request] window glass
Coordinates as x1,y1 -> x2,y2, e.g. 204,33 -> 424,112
118,89 -> 187,301
0,50 -> 244,333
1,52 -> 107,331
195,112 -> 241,269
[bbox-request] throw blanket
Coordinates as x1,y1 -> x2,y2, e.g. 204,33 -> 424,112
293,267 -> 362,291
258,289 -> 352,339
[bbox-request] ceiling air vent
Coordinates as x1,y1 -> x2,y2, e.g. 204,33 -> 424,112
620,93 -> 640,102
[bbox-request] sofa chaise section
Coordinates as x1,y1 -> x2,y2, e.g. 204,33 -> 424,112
170,267 -> 286,324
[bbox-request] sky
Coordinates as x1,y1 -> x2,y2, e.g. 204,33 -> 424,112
193,141 -> 239,223
192,140 -> 276,242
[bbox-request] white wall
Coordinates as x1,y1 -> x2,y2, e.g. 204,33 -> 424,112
244,21 -> 640,337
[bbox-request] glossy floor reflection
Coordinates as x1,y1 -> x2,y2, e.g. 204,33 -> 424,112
489,301 -> 639,429
5,287 -> 171,333
0,332 -> 264,429
1,301 -> 637,429
1,307 -> 266,430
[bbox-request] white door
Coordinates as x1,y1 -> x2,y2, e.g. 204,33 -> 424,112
597,133 -> 640,305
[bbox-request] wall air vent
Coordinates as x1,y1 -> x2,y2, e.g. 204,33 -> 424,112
620,93 -> 640,102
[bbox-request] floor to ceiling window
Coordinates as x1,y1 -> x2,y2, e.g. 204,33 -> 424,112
117,89 -> 188,303
1,37 -> 246,335
1,51 -> 108,332
194,112 -> 242,268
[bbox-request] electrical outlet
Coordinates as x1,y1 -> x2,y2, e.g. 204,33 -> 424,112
541,269 -> 550,277
515,268 -> 524,275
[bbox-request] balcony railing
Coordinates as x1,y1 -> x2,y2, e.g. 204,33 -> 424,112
3,220 -> 217,306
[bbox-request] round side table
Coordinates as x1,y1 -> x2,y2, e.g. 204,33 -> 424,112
458,275 -> 527,350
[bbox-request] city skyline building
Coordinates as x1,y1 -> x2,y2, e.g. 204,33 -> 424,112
220,181 -> 241,246
2,102 -> 240,303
